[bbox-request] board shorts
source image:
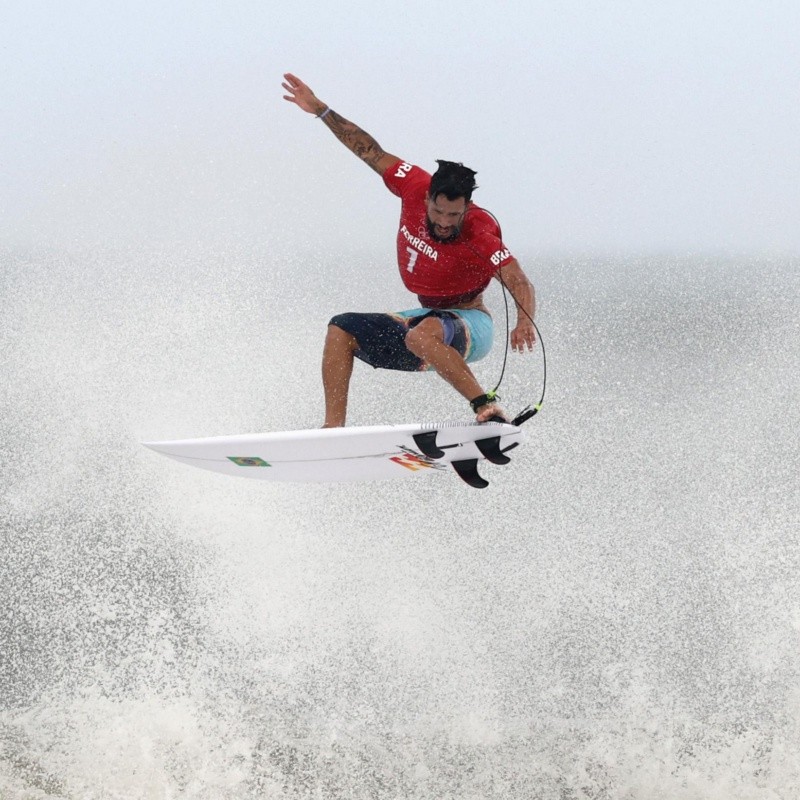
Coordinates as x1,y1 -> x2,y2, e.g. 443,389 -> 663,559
329,307 -> 493,372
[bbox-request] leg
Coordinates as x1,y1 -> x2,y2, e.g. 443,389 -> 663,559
405,318 -> 507,422
322,311 -> 428,427
322,323 -> 358,427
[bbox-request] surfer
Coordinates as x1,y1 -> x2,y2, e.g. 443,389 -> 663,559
282,73 -> 537,427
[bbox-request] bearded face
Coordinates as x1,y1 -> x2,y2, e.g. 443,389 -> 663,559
425,194 -> 467,242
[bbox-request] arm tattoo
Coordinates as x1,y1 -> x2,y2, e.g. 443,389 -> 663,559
323,110 -> 388,174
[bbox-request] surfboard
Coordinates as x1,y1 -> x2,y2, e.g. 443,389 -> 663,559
143,420 -> 524,488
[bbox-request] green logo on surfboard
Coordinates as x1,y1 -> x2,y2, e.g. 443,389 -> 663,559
228,456 -> 271,467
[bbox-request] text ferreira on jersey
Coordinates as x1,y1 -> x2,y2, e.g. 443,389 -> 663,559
401,225 -> 439,261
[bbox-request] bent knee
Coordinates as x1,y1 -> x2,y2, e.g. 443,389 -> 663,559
405,318 -> 443,352
404,326 -> 426,355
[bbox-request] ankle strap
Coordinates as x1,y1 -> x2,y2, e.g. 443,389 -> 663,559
469,391 -> 499,412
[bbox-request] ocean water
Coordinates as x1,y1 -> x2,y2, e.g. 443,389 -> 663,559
1,248 -> 799,799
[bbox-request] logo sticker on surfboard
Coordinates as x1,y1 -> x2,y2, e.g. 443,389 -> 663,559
389,446 -> 447,472
228,456 -> 271,467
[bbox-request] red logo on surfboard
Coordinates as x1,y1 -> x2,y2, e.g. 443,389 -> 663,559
389,446 -> 447,472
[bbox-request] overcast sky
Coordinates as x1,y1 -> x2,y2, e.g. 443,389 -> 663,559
2,0 -> 799,256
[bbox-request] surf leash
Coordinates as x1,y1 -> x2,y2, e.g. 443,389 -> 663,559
492,273 -> 547,427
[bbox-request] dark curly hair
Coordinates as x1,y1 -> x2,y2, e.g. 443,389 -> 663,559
429,160 -> 478,202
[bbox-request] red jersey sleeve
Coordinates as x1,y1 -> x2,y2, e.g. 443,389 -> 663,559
382,161 -> 431,199
465,210 -> 515,272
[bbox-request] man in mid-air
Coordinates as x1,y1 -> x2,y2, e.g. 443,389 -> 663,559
282,73 -> 537,427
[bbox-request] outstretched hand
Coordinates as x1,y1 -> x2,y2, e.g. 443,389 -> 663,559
511,320 -> 537,353
282,73 -> 326,116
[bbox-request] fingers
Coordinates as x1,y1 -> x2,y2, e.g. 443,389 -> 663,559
282,73 -> 315,109
282,73 -> 307,94
510,330 -> 537,353
282,73 -> 302,99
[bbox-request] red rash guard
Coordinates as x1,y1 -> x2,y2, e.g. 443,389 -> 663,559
382,160 -> 515,308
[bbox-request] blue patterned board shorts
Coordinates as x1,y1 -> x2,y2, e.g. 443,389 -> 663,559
329,307 -> 493,372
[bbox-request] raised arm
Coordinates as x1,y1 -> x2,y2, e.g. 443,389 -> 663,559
282,73 -> 401,176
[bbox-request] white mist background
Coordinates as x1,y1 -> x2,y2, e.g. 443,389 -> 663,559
2,0 -> 799,255
2,1 -> 800,798
3,249 -> 799,798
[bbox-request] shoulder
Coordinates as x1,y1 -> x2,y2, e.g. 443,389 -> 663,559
463,205 -> 502,239
382,161 -> 431,197
460,206 -> 513,266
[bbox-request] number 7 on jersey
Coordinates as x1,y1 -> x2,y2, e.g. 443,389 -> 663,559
405,247 -> 418,273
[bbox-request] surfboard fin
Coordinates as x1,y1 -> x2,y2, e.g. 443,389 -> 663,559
474,436 -> 519,465
412,431 -> 458,460
413,431 -> 445,459
451,459 -> 489,489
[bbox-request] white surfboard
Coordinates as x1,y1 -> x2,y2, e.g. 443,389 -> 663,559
143,421 -> 524,488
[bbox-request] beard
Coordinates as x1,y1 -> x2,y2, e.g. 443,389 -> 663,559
426,216 -> 462,243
